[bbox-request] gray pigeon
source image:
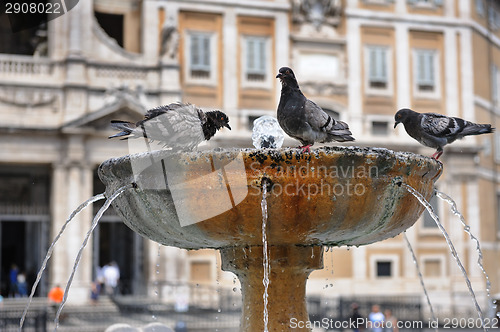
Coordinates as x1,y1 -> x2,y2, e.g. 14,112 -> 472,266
394,108 -> 494,159
276,67 -> 354,152
109,102 -> 230,151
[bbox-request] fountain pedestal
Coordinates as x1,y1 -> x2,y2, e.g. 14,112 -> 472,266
98,147 -> 442,332
221,246 -> 323,331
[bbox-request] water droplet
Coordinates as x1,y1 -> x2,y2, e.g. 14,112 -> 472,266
252,115 -> 285,149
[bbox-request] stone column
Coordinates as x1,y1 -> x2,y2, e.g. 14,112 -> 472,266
158,2 -> 181,105
50,136 -> 93,304
63,0 -> 89,123
221,245 -> 323,332
395,24 -> 410,108
222,8 -> 238,122
50,163 -> 69,287
346,19 -> 363,135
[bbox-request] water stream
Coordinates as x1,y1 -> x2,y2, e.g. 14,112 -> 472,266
261,180 -> 270,332
402,183 -> 488,332
402,232 -> 437,331
19,193 -> 106,331
53,184 -> 134,330
436,190 -> 492,298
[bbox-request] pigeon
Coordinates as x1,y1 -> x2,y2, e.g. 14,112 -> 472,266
276,67 -> 354,152
109,102 -> 230,151
394,108 -> 494,160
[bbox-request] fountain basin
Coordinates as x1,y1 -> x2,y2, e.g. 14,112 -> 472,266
98,147 -> 442,249
98,147 -> 442,332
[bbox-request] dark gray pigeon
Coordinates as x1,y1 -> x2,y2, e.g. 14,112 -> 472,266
276,67 -> 354,152
394,108 -> 494,159
109,102 -> 230,150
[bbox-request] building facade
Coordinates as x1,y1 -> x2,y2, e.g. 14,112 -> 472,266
0,0 -> 499,318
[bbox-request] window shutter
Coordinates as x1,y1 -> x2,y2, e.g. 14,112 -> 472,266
475,0 -> 485,16
190,33 -> 211,72
493,65 -> 499,105
190,34 -> 200,68
202,36 -> 210,68
369,47 -> 387,83
246,37 -> 267,77
247,39 -> 255,72
258,39 -> 265,73
416,50 -> 435,87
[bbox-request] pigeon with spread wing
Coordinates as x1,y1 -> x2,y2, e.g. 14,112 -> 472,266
109,102 -> 230,151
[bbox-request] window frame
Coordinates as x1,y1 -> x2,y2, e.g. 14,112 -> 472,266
492,64 -> 500,107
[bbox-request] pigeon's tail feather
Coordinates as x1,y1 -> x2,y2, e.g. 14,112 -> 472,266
109,120 -> 137,139
325,120 -> 355,142
461,122 -> 494,136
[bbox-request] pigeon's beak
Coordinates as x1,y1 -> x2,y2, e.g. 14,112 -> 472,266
276,73 -> 283,79
224,123 -> 231,130
394,121 -> 400,129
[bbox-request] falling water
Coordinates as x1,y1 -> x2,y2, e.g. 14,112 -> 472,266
261,180 -> 270,332
402,183 -> 488,332
436,190 -> 492,298
19,193 -> 106,331
53,184 -> 134,330
153,243 -> 162,321
402,233 -> 437,331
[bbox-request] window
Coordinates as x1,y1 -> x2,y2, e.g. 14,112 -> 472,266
376,261 -> 392,277
185,31 -> 217,85
245,37 -> 267,81
423,259 -> 441,277
372,121 -> 389,136
489,6 -> 500,30
365,45 -> 392,95
493,65 -> 499,106
368,46 -> 388,88
415,50 -> 435,91
408,0 -> 443,7
497,194 -> 500,237
370,255 -> 398,279
364,0 -> 395,5
423,193 -> 439,228
95,12 -> 124,48
0,10 -> 48,55
476,0 -> 485,17
241,35 -> 272,88
413,49 -> 440,98
190,32 -> 211,78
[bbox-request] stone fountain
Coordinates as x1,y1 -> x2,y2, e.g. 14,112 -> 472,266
98,146 -> 442,331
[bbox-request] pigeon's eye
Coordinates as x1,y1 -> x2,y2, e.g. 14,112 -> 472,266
285,70 -> 290,74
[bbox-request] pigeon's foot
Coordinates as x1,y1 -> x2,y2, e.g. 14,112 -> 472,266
431,150 -> 443,160
299,144 -> 312,153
